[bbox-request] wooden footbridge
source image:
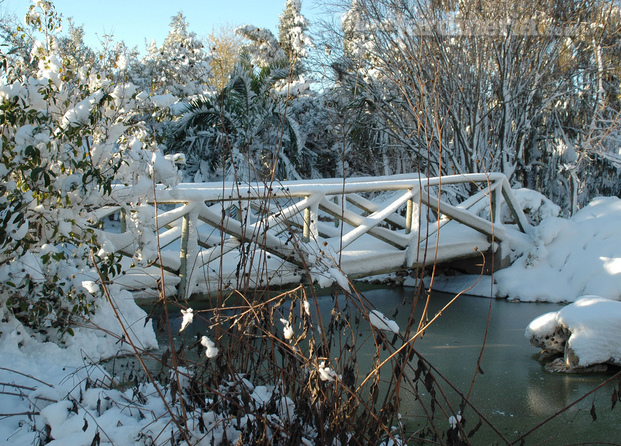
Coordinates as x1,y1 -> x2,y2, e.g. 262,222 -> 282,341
95,173 -> 533,299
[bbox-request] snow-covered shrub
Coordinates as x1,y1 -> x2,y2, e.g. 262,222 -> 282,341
135,281 -> 412,446
0,1 -> 167,337
503,188 -> 562,225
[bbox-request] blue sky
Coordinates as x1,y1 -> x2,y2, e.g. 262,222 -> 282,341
2,0 -> 319,53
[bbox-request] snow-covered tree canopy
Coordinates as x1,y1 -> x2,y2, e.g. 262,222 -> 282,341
169,62 -> 312,182
0,1 -> 181,335
235,25 -> 287,69
278,0 -> 314,71
139,12 -> 213,98
326,0 -> 621,208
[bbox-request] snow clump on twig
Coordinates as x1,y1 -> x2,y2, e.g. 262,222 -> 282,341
369,310 -> 400,334
280,318 -> 294,340
318,361 -> 340,382
179,308 -> 194,333
200,336 -> 218,358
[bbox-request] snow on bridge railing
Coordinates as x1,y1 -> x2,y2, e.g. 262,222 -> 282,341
97,172 -> 532,298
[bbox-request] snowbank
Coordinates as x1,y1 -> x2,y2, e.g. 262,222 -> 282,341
0,286 -> 158,444
432,196 -> 621,303
495,197 -> 621,302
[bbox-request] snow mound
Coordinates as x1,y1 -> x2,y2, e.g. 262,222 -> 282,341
526,295 -> 621,368
430,196 -> 621,303
494,196 -> 621,302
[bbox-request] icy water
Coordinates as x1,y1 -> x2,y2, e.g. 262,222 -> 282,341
156,287 -> 621,445
354,288 -> 621,445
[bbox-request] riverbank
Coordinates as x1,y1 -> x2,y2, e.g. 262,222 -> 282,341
428,196 -> 621,303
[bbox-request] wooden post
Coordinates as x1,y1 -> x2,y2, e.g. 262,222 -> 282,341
405,194 -> 413,234
406,189 -> 420,235
119,207 -> 127,233
334,195 -> 341,228
491,183 -> 501,225
303,199 -> 318,243
303,200 -> 311,243
177,214 -> 190,299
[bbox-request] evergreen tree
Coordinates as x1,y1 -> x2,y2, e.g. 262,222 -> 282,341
278,0 -> 313,72
140,12 -> 212,98
235,25 -> 287,69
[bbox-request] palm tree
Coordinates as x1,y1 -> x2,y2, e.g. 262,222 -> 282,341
169,59 -> 310,183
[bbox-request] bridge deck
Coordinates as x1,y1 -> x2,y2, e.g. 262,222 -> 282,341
112,223 -> 494,298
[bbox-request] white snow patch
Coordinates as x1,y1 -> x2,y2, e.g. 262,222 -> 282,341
433,196 -> 621,303
179,308 -> 194,333
280,318 -> 294,340
448,412 -> 463,429
318,360 -> 340,382
201,335 -> 219,358
150,93 -> 178,108
369,310 -> 400,334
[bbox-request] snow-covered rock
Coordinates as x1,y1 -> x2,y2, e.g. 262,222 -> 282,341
526,295 -> 621,371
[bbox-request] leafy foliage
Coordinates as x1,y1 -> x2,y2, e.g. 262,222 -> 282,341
169,60 -> 312,182
0,1 -> 167,336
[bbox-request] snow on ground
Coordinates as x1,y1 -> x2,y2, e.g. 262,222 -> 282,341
432,196 -> 621,303
0,286 -> 161,445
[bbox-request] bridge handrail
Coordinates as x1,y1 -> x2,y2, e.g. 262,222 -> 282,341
103,172 -> 532,298
126,172 -> 507,201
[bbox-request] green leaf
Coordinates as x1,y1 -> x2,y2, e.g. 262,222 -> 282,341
24,145 -> 40,160
31,166 -> 44,183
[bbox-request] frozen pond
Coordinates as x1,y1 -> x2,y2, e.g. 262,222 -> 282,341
157,286 -> 621,444
354,287 -> 621,444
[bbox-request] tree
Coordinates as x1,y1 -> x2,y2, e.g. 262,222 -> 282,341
0,0 -> 177,334
235,25 -> 287,70
206,23 -> 244,91
169,60 -> 311,182
278,0 -> 313,72
322,0 -> 621,207
140,12 -> 212,98
56,19 -> 96,70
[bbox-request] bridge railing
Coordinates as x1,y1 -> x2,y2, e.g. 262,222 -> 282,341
96,173 -> 532,298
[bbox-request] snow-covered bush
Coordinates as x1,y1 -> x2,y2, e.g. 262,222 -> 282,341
0,1 -> 167,337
